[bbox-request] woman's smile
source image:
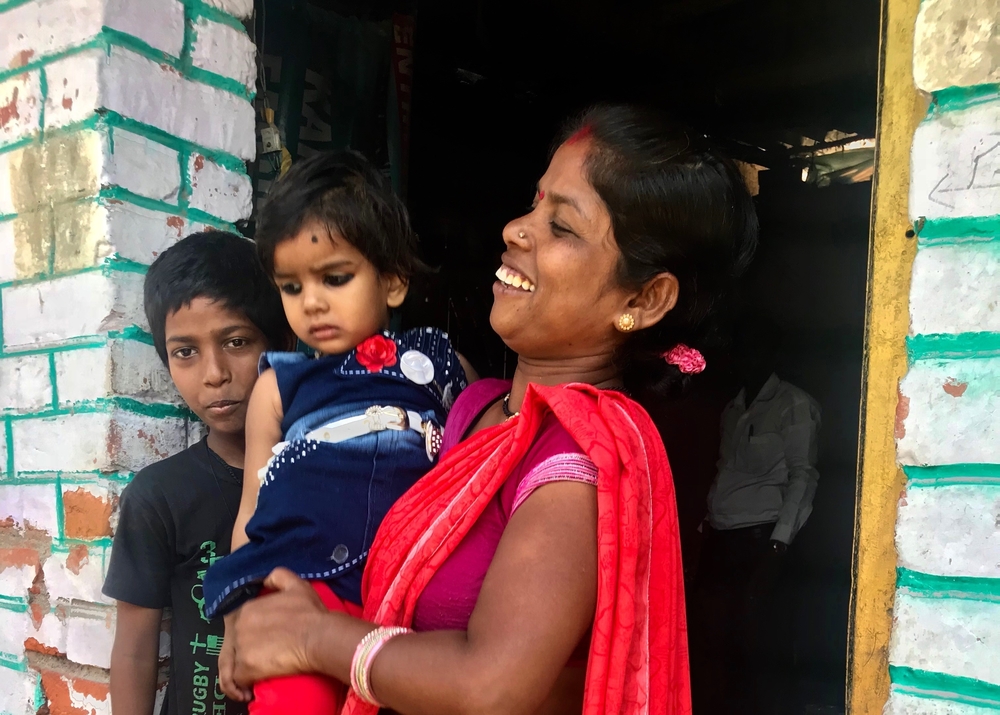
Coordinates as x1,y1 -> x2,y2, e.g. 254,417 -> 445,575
494,264 -> 536,293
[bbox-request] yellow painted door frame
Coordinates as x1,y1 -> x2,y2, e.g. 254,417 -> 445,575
847,0 -> 928,711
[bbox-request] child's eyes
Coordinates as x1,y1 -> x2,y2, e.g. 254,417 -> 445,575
324,274 -> 353,287
279,282 -> 301,296
171,347 -> 196,360
226,337 -> 250,350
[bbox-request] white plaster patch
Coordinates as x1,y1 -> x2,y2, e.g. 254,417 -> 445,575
0,220 -> 13,283
103,128 -> 181,203
0,564 -> 38,602
31,609 -> 69,656
188,153 -> 252,221
0,270 -> 145,350
104,0 -> 186,57
0,484 -> 59,536
898,485 -> 1000,578
0,607 -> 32,657
913,0 -> 1000,93
199,0 -> 253,19
0,71 -> 43,147
43,545 -> 111,605
890,592 -> 1000,687
11,410 -> 186,473
0,148 -> 20,215
0,0 -> 103,76
897,357 -> 1000,465
910,243 -> 1000,335
64,601 -> 115,669
886,691 -> 1000,715
911,100 -> 1000,222
190,17 -> 256,92
0,353 -> 52,412
0,666 -> 40,715
103,201 -> 189,263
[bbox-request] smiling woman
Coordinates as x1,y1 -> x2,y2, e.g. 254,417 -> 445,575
222,105 -> 757,715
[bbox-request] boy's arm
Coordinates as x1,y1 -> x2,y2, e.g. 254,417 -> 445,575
232,368 -> 284,550
110,602 -> 163,715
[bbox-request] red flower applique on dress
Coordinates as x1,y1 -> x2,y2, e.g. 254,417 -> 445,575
356,335 -> 398,373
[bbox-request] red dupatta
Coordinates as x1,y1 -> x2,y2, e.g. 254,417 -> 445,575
343,382 -> 691,715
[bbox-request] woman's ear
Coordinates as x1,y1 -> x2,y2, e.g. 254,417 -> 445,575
627,272 -> 679,330
385,274 -> 409,309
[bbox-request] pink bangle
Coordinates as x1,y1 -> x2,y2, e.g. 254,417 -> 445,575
350,626 -> 410,706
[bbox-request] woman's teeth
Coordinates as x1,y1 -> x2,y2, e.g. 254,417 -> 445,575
496,266 -> 535,292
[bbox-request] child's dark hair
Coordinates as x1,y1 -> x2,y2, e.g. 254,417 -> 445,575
557,104 -> 758,401
145,231 -> 291,364
255,150 -> 424,279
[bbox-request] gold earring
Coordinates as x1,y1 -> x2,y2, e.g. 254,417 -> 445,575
617,314 -> 636,332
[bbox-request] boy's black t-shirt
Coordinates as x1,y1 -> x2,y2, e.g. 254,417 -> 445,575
103,438 -> 248,715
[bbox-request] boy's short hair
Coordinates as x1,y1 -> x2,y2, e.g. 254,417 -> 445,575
145,231 -> 291,364
255,150 -> 425,279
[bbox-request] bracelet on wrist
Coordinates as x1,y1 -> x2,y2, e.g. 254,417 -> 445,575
350,626 -> 411,707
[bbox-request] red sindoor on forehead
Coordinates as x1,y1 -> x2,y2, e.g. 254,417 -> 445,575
565,125 -> 593,145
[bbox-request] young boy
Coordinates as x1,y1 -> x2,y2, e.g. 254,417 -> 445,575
103,231 -> 291,715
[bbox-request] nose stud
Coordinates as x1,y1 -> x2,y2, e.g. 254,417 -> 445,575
518,231 -> 526,238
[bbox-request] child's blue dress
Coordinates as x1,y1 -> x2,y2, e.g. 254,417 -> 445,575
203,328 -> 466,617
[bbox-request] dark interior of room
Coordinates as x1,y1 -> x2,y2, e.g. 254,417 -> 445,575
250,1 -> 881,711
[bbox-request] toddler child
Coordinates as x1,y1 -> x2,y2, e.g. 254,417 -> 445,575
203,150 -> 467,714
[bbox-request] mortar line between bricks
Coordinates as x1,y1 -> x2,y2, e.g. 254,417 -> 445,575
897,567 -> 1000,603
927,83 -> 1000,117
0,0 -> 38,15
903,463 -> 1000,487
4,417 -> 13,476
55,471 -> 65,540
2,397 -> 194,421
917,215 -> 1000,243
48,352 -> 58,408
890,666 -> 1000,711
907,332 -> 1000,362
37,67 -> 47,142
183,0 -> 247,32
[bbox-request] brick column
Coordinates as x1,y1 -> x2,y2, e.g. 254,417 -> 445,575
889,0 -> 1000,712
0,0 -> 256,711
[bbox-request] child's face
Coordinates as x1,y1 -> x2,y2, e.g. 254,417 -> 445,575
272,221 -> 408,354
164,298 -> 267,438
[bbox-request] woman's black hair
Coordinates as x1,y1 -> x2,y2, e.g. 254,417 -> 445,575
144,231 -> 291,365
255,149 -> 425,279
558,105 -> 758,401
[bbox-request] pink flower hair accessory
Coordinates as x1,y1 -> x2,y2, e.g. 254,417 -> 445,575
662,344 -> 706,374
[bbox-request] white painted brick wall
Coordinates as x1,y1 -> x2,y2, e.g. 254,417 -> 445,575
1,270 -> 145,350
886,692 -> 999,715
43,545 -> 112,605
890,593 -> 1000,687
0,483 -> 60,535
0,220 -> 14,281
897,486 -> 1000,578
188,153 -> 253,222
0,353 -> 52,412
12,410 -> 187,473
0,152 -> 16,215
913,0 -> 1000,93
910,243 -> 1000,335
201,0 -> 253,19
897,357 -> 1000,465
48,46 -> 255,159
0,666 -> 39,715
102,201 -> 195,263
190,17 -> 256,92
0,130 -> 103,218
55,342 -> 178,405
0,71 -> 43,147
0,608 -> 33,657
104,128 -> 180,203
910,100 -> 1000,222
1,0 -> 185,68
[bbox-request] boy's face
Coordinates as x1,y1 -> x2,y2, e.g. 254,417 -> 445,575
164,298 -> 267,437
272,220 -> 408,354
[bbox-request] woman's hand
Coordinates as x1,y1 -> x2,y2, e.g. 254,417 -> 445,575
219,613 -> 252,702
229,568 -> 329,688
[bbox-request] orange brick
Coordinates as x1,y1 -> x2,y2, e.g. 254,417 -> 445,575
62,488 -> 115,540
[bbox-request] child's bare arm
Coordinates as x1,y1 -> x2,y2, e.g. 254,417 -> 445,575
110,602 -> 162,715
231,369 -> 284,551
